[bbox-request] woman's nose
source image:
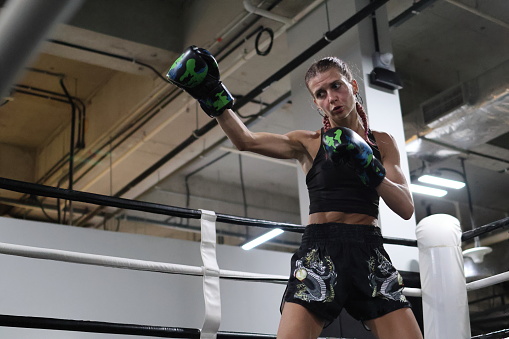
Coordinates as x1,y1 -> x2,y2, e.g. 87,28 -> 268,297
329,93 -> 338,104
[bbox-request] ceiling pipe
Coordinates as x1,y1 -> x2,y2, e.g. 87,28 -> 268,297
388,0 -> 438,28
13,84 -> 87,184
221,0 -> 324,80
77,0 -> 389,226
444,0 -> 509,30
243,0 -> 292,25
0,0 -> 84,99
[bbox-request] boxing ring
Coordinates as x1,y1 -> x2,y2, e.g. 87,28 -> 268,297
0,177 -> 508,339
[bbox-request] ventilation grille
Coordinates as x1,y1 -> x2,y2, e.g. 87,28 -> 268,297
421,85 -> 466,125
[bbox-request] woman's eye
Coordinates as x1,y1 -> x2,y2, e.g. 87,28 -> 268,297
332,82 -> 341,89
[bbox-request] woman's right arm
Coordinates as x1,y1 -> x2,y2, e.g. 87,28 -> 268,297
216,109 -> 309,161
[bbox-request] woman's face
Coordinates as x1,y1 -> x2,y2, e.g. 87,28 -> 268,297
307,68 -> 358,126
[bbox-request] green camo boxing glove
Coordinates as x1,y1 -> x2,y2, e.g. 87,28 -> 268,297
323,127 -> 386,188
166,45 -> 234,117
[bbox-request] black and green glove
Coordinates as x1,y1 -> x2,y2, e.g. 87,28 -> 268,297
166,45 -> 234,117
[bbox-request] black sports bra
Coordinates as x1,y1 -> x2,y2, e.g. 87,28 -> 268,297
306,129 -> 381,218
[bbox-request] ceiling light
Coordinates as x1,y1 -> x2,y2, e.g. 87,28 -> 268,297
463,246 -> 493,264
418,175 -> 465,189
410,184 -> 448,197
241,229 -> 284,250
405,138 -> 422,154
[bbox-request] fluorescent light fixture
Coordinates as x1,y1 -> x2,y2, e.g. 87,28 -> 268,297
242,229 -> 284,250
410,184 -> 447,197
405,138 -> 422,154
418,175 -> 465,189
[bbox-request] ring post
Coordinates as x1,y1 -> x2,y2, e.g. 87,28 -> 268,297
416,214 -> 471,339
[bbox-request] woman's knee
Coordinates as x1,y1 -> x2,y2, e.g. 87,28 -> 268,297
365,308 -> 423,339
277,302 -> 324,339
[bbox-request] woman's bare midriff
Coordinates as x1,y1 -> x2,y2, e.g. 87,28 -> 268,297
308,211 -> 378,226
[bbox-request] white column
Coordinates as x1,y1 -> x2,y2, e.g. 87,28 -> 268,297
416,214 -> 471,339
354,0 -> 418,270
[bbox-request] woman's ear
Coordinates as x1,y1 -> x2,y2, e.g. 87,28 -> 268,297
351,79 -> 358,94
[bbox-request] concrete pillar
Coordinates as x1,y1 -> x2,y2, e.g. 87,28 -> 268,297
0,0 -> 84,98
287,0 -> 418,271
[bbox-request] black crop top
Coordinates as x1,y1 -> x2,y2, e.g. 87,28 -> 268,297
306,129 -> 381,218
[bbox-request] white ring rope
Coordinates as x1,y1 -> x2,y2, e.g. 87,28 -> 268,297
0,241 -> 288,282
466,270 -> 509,291
402,287 -> 422,298
399,270 -> 509,297
0,240 -> 425,293
4,239 -> 505,289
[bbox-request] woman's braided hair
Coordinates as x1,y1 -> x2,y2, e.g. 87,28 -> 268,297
305,57 -> 371,141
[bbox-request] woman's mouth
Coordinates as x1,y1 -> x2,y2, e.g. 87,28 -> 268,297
331,106 -> 344,114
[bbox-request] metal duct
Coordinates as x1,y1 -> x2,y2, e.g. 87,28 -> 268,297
406,59 -> 509,169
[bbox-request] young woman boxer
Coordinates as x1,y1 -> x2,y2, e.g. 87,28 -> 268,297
167,46 -> 423,339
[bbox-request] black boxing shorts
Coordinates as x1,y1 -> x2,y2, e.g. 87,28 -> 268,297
281,222 -> 411,326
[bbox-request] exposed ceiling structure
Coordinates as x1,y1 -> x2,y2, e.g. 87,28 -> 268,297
0,0 -> 508,333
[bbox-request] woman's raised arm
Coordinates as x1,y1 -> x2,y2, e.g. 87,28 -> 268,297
216,109 -> 311,161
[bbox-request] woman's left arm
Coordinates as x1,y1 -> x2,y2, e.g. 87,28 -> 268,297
374,131 -> 414,220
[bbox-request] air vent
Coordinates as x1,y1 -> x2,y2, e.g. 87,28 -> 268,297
421,85 -> 465,125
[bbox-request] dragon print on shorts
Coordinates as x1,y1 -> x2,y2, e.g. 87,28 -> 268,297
367,248 -> 407,303
293,248 -> 337,303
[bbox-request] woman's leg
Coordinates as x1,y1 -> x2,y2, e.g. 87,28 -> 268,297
277,302 -> 325,339
364,308 -> 423,339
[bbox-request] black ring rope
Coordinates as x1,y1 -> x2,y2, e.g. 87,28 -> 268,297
2,177 -> 508,246
0,314 -> 276,338
0,177 -> 421,247
461,216 -> 509,242
0,177 -> 301,231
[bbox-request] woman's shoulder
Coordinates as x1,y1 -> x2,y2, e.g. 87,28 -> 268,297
285,129 -> 321,142
370,130 -> 402,162
371,129 -> 396,146
285,129 -> 321,164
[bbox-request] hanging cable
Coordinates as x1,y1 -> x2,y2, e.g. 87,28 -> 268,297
47,39 -> 169,82
460,158 -> 480,246
109,138 -> 113,197
238,154 -> 248,217
12,83 -> 87,184
34,196 -> 58,223
370,0 -> 380,52
255,27 -> 274,56
324,0 -> 331,32
214,0 -> 284,62
59,78 -> 76,225
184,152 -> 232,226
